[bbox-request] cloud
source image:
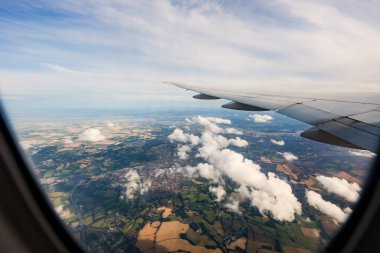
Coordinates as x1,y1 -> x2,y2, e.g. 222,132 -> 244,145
225,127 -> 243,135
169,120 -> 247,161
41,63 -> 79,74
228,137 -> 248,147
278,152 -> 298,161
225,198 -> 241,214
124,170 -> 151,199
79,128 -> 106,142
1,0 -> 380,110
189,116 -> 236,134
186,163 -> 222,184
209,185 -> 226,202
168,128 -> 199,145
349,150 -> 377,158
249,114 -> 273,123
306,190 -> 351,223
316,175 -> 361,203
170,116 -> 302,222
271,139 -> 285,146
177,144 -> 191,160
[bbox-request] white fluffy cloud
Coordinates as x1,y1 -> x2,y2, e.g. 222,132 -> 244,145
209,185 -> 226,202
306,190 -> 351,223
278,152 -> 298,161
349,150 -> 376,158
271,139 -> 285,146
124,170 -> 151,199
188,116 -> 243,135
249,114 -> 273,123
186,163 -> 222,184
228,137 -> 248,147
177,145 -> 191,160
316,175 -> 361,203
79,128 -> 106,142
170,115 -> 302,222
225,127 -> 243,135
168,128 -> 199,145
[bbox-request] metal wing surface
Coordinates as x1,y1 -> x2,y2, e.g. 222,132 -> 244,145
166,82 -> 380,153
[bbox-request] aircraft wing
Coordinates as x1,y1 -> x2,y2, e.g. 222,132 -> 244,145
166,82 -> 380,154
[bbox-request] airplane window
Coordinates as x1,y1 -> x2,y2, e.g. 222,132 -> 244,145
1,1 -> 379,253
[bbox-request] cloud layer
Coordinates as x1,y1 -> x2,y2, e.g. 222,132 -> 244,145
278,152 -> 298,161
124,170 -> 151,199
306,190 -> 351,223
349,150 -> 377,158
250,114 -> 273,123
209,185 -> 226,202
271,139 -> 285,146
169,115 -> 302,222
316,175 -> 361,203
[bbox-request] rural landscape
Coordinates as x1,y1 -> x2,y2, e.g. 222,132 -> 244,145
15,110 -> 375,253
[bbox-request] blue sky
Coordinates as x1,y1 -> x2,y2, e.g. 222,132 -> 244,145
1,0 -> 380,111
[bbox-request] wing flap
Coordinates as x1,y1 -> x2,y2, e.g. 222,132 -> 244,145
318,120 -> 379,153
277,104 -> 339,125
350,111 -> 380,128
221,102 -> 269,111
193,94 -> 220,100
301,127 -> 363,149
335,117 -> 380,136
302,100 -> 379,116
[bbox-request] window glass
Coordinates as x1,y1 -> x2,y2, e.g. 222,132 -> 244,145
1,1 -> 378,253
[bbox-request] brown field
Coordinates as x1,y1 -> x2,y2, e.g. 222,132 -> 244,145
227,237 -> 247,250
136,222 -> 161,252
261,156 -> 272,164
282,246 -> 312,253
157,206 -> 173,218
151,221 -> 161,228
351,169 -> 366,177
300,227 -> 319,238
309,186 -> 322,191
139,222 -> 161,236
156,238 -> 222,253
276,164 -> 298,180
332,171 -> 362,186
303,178 -> 316,187
155,221 -> 221,253
156,221 -> 189,242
